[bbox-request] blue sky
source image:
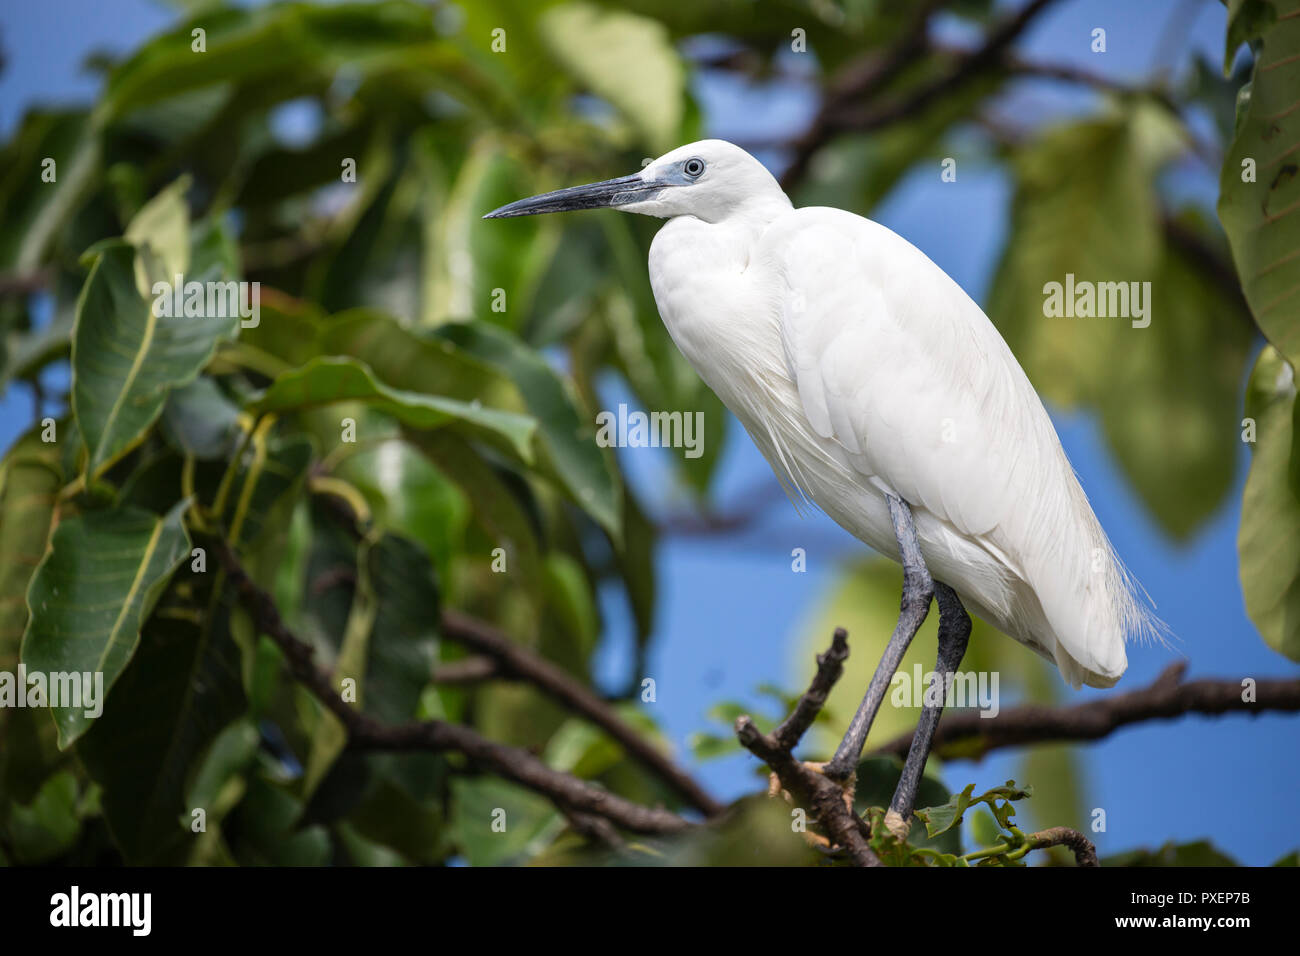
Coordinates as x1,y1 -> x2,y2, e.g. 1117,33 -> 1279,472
1,0 -> 1295,865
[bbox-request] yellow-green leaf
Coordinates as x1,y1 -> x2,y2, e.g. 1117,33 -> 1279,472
1218,0 -> 1300,364
1238,346 -> 1300,661
248,356 -> 537,462
72,241 -> 238,478
21,500 -> 192,747
540,3 -> 685,152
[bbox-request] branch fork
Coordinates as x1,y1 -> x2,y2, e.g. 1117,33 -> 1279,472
734,628 -> 883,867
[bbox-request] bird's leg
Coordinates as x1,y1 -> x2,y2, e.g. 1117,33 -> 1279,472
882,581 -> 971,839
823,495 -> 933,782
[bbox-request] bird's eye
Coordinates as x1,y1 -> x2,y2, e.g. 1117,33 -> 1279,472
683,158 -> 706,179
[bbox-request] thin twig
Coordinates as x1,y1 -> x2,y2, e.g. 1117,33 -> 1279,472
772,627 -> 849,751
783,0 -> 1061,190
0,267 -> 53,297
735,628 -> 882,867
834,0 -> 1056,132
657,480 -> 789,536
1028,826 -> 1099,867
781,0 -> 949,190
431,656 -> 500,684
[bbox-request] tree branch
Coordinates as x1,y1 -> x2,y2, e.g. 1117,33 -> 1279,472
1027,827 -> 1099,867
0,267 -> 53,297
657,480 -> 788,536
440,608 -> 725,818
781,0 -> 948,190
871,662 -> 1300,761
782,0 -> 1060,190
736,628 -> 882,867
771,627 -> 849,751
211,537 -> 693,836
309,482 -> 723,818
430,655 -> 500,684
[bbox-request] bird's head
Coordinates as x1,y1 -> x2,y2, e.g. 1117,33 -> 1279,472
483,139 -> 790,224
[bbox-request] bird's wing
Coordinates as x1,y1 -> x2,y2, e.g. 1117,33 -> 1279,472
763,207 -> 1146,685
765,207 -> 1054,545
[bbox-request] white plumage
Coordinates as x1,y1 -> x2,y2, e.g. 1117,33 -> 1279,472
636,141 -> 1159,689
488,139 -> 1162,691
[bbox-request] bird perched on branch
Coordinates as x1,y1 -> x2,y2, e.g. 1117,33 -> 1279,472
486,139 -> 1162,838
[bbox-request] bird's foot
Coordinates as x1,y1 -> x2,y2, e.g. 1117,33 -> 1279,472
882,808 -> 911,841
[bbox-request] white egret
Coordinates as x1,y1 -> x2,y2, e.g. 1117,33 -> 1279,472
486,140 -> 1161,836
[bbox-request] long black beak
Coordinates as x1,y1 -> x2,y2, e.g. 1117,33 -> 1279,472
483,173 -> 662,219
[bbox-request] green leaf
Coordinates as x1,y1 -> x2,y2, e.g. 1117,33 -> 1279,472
541,551 -> 600,668
1238,346 -> 1300,661
425,139 -> 550,329
449,776 -> 561,867
332,437 -> 469,580
543,719 -> 625,779
988,106 -> 1180,408
339,778 -> 447,865
21,500 -> 192,747
969,807 -> 1002,848
320,309 -> 503,404
304,536 -> 375,799
218,429 -> 313,551
707,700 -> 749,725
1223,0 -> 1279,74
161,376 -> 241,460
335,821 -> 410,867
227,773 -> 331,865
987,105 -> 1244,538
437,321 -> 622,538
540,3 -> 685,152
1218,0 -> 1300,365
248,356 -> 537,463
1095,229 -> 1254,538
310,142 -> 416,318
186,718 -> 260,821
410,430 -> 544,602
915,786 -> 975,840
1,273 -> 78,389
0,431 -> 63,678
1101,839 -> 1239,867
239,296 -> 328,370
853,756 -> 963,855
0,110 -> 100,273
4,770 -> 82,864
296,532 -> 440,807
687,731 -> 740,761
915,780 -> 1031,839
364,533 -> 440,724
101,2 -> 437,123
74,578 -> 246,862
72,241 -> 239,479
0,434 -> 66,796
123,175 -> 191,293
